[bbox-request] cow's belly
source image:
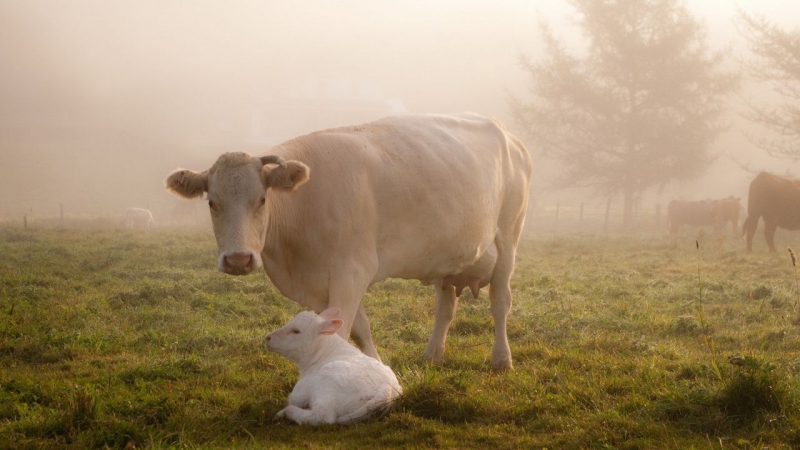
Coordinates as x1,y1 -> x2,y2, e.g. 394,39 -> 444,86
767,209 -> 800,230
775,219 -> 800,230
373,225 -> 497,282
369,166 -> 502,282
678,217 -> 713,226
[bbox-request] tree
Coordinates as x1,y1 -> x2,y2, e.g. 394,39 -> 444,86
510,0 -> 737,230
738,13 -> 800,159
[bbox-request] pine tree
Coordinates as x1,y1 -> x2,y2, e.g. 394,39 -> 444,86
511,0 -> 737,229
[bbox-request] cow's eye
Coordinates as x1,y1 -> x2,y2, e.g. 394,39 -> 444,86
260,196 -> 266,206
208,200 -> 217,211
291,328 -> 300,334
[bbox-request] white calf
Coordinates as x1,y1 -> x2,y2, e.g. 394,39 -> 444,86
124,208 -> 155,229
265,308 -> 402,425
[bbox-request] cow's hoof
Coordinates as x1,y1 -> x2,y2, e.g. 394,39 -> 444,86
422,348 -> 444,365
490,358 -> 513,373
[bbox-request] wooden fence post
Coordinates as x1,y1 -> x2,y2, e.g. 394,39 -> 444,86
655,203 -> 661,230
603,198 -> 612,233
554,203 -> 560,233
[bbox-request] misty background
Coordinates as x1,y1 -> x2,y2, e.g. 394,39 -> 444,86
1,0 -> 799,227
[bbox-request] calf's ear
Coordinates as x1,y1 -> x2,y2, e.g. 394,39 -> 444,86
165,169 -> 208,199
319,318 -> 343,335
262,161 -> 310,192
319,308 -> 341,319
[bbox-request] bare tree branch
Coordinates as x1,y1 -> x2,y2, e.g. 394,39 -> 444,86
737,12 -> 800,159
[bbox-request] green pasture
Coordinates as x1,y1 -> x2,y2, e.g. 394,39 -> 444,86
2,226 -> 800,449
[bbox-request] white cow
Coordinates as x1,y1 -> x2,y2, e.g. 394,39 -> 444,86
266,308 -> 402,425
165,113 -> 532,371
124,207 -> 155,229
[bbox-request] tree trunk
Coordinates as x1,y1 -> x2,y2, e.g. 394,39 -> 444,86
622,189 -> 634,231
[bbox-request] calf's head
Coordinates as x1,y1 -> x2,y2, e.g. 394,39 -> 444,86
165,152 -> 309,275
264,308 -> 343,362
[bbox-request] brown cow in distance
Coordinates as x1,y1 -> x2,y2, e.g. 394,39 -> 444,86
710,196 -> 741,234
667,197 -> 740,235
742,172 -> 800,252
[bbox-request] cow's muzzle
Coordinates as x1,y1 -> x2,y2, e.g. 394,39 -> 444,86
219,250 -> 261,275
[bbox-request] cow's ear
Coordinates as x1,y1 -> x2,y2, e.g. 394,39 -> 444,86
262,160 -> 310,192
165,169 -> 208,199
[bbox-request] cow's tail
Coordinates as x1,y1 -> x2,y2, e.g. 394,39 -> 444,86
741,212 -> 760,242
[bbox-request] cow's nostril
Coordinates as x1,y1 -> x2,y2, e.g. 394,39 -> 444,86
224,252 -> 252,269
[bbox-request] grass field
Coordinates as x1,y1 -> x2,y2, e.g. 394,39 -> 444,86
2,226 -> 800,449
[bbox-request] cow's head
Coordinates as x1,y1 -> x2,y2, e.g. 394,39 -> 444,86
165,152 -> 309,275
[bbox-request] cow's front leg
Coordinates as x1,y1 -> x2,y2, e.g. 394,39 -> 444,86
350,302 -> 380,360
328,268 -> 379,360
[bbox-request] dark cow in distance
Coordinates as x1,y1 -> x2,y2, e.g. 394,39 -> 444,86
742,172 -> 800,252
667,197 -> 740,235
710,196 -> 741,234
668,200 -> 712,234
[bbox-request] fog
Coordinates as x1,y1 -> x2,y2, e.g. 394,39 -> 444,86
1,0 -> 798,226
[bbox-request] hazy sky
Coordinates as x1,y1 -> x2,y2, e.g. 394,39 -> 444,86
4,0 -> 791,118
1,0 -> 799,217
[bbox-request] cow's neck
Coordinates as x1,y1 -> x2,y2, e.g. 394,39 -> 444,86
261,211 -> 295,299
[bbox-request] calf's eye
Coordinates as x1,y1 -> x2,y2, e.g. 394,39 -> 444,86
291,329 -> 300,334
208,200 -> 217,211
260,196 -> 266,206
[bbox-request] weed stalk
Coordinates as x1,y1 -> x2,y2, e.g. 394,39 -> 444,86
696,240 -> 722,381
696,240 -> 706,331
789,247 -> 798,310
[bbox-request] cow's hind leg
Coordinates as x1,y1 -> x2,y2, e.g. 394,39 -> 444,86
423,283 -> 458,365
764,220 -> 778,252
489,238 -> 516,372
489,207 -> 527,372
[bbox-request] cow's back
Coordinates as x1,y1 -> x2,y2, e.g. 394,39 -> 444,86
266,113 -> 531,283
